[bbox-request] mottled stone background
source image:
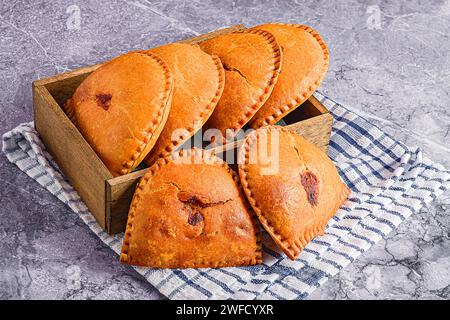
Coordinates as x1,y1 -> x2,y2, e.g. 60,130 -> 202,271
1,0 -> 449,299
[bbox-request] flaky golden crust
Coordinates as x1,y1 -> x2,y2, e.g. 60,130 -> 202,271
249,24 -> 329,128
144,43 -> 225,165
238,126 -> 349,260
120,148 -> 262,268
71,51 -> 173,176
199,29 -> 282,139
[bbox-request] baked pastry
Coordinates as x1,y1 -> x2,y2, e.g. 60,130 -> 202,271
63,98 -> 77,124
144,43 -> 225,165
199,29 -> 282,141
70,51 -> 173,176
120,148 -> 262,268
248,24 -> 329,128
238,126 -> 349,260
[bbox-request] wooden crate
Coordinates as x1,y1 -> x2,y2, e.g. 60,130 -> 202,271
32,25 -> 333,234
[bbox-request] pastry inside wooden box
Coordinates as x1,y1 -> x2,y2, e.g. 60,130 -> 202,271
66,51 -> 173,177
64,23 -> 349,268
143,43 -> 225,165
120,148 -> 262,268
198,28 -> 281,141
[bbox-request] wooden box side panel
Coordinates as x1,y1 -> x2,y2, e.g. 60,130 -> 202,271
281,95 -> 328,124
33,84 -> 112,228
208,97 -> 333,156
106,169 -> 148,234
286,113 -> 333,152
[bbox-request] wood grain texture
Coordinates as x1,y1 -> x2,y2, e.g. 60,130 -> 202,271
286,112 -> 333,152
208,98 -> 332,155
33,84 -> 112,229
105,169 -> 148,234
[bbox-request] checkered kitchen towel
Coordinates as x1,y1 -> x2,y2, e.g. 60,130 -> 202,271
3,92 -> 450,299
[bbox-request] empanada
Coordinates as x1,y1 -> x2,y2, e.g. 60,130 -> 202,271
120,148 -> 262,268
249,24 -> 329,128
144,43 -> 225,164
70,52 -> 173,176
199,29 -> 282,141
238,126 -> 349,260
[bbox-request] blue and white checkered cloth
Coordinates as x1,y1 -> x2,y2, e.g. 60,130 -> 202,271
3,92 -> 450,299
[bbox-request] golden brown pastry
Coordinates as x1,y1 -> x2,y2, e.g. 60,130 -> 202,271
199,29 -> 282,141
144,43 -> 225,165
238,126 -> 349,260
249,24 -> 329,128
120,148 -> 262,268
70,51 -> 173,176
63,98 -> 77,124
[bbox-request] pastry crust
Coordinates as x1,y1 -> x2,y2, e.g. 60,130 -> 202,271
144,43 -> 225,165
199,29 -> 282,140
70,51 -> 173,176
120,148 -> 262,268
63,98 -> 77,125
238,126 -> 349,260
248,24 -> 329,128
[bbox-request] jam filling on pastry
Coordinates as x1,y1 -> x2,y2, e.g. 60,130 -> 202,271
120,149 -> 262,268
187,211 -> 204,226
300,170 -> 319,206
178,192 -> 232,228
95,93 -> 112,110
238,126 -> 350,260
68,51 -> 173,176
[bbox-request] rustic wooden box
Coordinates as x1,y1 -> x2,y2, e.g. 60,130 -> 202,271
32,25 -> 333,234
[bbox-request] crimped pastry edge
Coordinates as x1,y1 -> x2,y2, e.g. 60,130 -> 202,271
226,28 -> 282,132
249,24 -> 329,128
200,28 -> 283,137
120,147 -> 263,268
118,51 -> 174,176
144,48 -> 226,166
238,126 -> 350,260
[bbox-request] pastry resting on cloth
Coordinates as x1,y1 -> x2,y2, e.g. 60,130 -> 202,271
144,43 -> 225,165
67,52 -> 173,177
238,126 -> 349,260
120,148 -> 262,268
249,23 -> 329,128
199,29 -> 282,140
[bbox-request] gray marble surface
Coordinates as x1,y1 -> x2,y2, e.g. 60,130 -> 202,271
0,0 -> 449,300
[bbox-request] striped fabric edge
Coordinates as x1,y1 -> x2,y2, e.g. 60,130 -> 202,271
2,91 -> 449,300
156,93 -> 450,299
